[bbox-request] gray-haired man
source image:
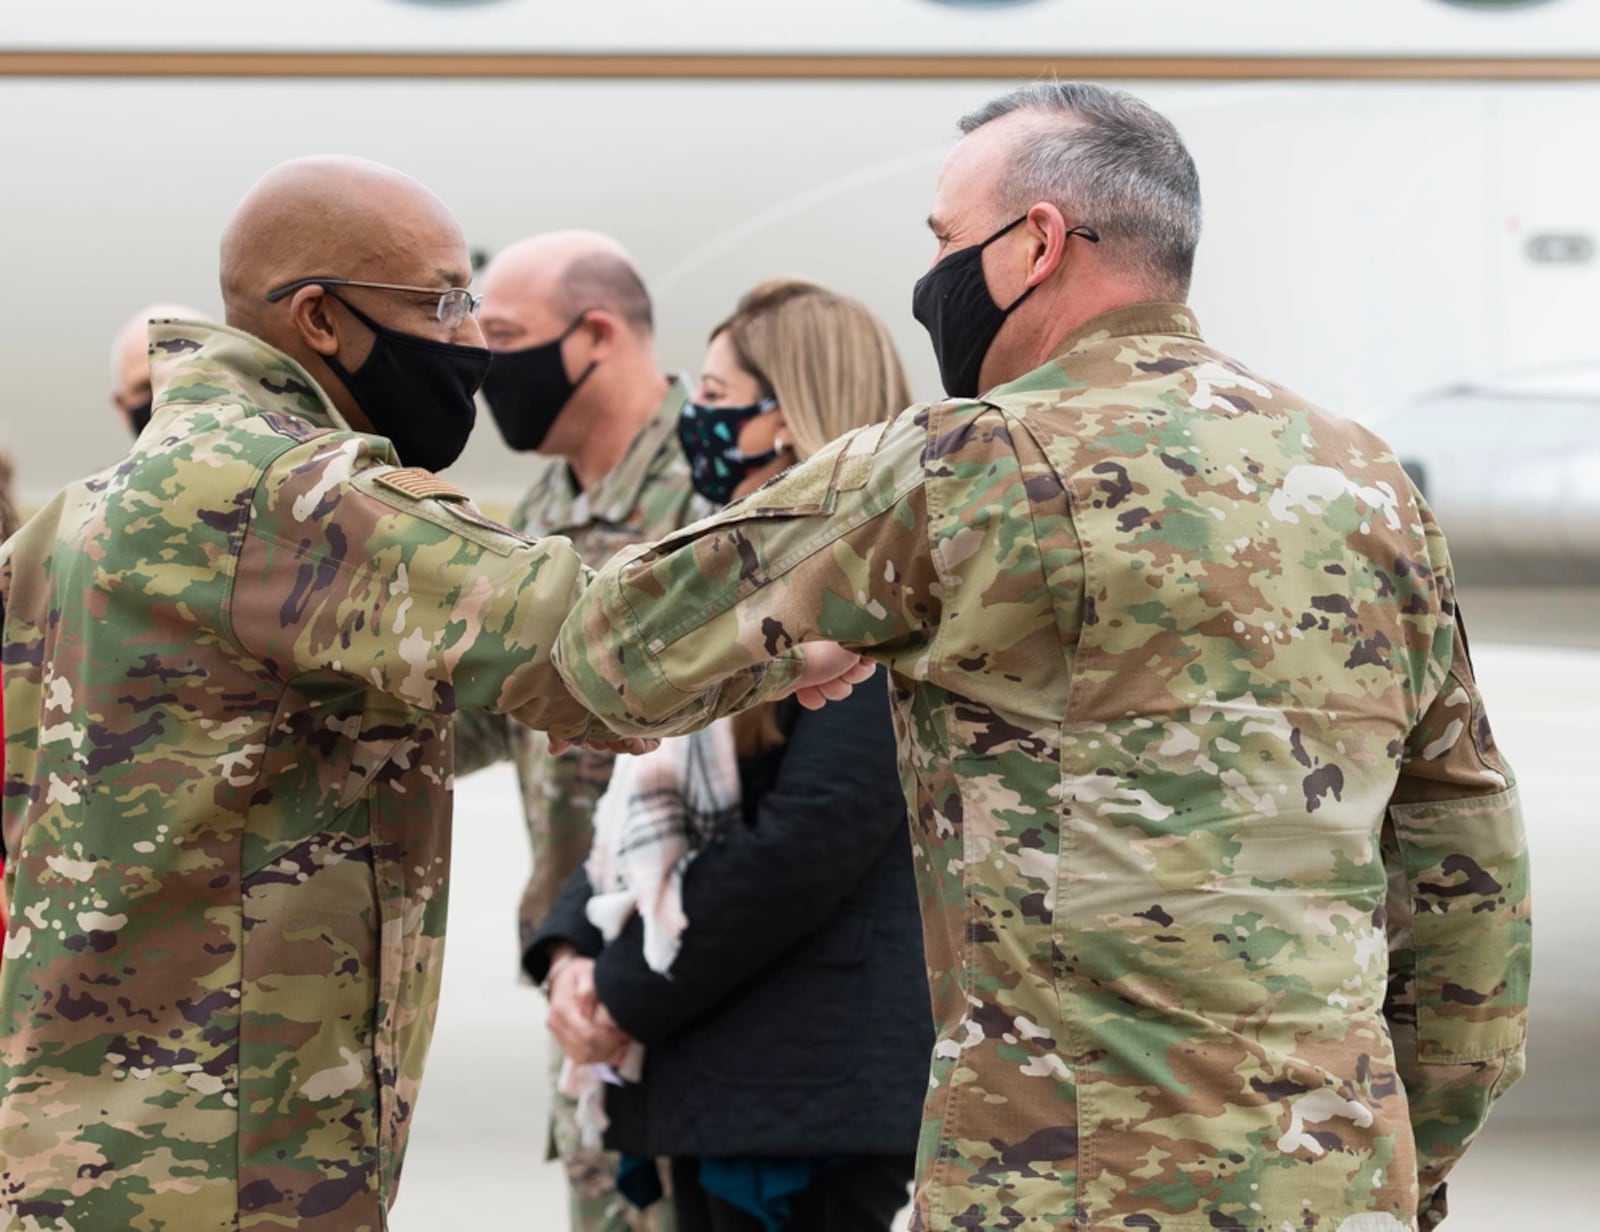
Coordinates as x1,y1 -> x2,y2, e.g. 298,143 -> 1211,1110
553,82 -> 1530,1231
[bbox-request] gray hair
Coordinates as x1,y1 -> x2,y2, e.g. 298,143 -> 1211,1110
959,82 -> 1202,299
556,252 -> 654,335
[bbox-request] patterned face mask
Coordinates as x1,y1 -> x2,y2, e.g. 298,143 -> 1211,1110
675,396 -> 780,505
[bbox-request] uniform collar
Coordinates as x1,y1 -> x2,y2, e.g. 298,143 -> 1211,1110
987,302 -> 1203,400
559,376 -> 690,527
147,318 -> 352,431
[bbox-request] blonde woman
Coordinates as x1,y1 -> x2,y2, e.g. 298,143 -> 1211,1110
530,281 -> 931,1232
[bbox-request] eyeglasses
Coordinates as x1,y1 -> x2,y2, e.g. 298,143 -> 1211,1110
265,277 -> 483,328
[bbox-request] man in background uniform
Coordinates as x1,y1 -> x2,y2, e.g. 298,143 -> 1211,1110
458,231 -> 703,1232
554,83 -> 1531,1231
0,157 -> 665,1231
108,300 -> 206,437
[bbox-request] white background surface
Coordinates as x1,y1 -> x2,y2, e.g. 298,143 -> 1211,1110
399,640 -> 1598,1230
2,78 -> 1599,509
1,5 -> 1593,1225
3,0 -> 1598,56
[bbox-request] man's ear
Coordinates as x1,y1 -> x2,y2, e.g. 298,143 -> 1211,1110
291,286 -> 341,357
1023,202 -> 1071,290
579,310 -> 622,363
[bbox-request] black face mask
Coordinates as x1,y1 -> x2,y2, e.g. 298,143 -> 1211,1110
323,292 -> 492,473
912,216 -> 1098,399
127,399 -> 153,438
676,396 -> 780,505
480,316 -> 597,452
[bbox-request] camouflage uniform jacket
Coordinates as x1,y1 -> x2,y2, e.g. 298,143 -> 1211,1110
555,304 -> 1531,1231
0,321 -> 601,1231
455,378 -> 705,945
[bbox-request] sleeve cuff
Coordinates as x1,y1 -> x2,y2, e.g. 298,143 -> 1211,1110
521,929 -> 602,986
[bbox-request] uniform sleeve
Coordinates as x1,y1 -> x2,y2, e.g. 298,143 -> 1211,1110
593,675 -> 906,1045
230,436 -> 598,741
451,708 -> 512,777
1383,614 -> 1530,1225
553,407 -> 942,736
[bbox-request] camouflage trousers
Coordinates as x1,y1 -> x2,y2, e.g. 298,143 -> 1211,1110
546,1029 -> 673,1232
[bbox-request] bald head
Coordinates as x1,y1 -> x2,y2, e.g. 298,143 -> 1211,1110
221,155 -> 469,332
479,231 -> 653,352
218,155 -> 481,428
476,230 -> 667,469
111,301 -> 207,434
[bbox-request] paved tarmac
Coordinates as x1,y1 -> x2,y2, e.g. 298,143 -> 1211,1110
396,640 -> 1598,1231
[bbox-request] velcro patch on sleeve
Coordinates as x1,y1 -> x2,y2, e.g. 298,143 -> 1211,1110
372,467 -> 470,503
831,420 -> 891,492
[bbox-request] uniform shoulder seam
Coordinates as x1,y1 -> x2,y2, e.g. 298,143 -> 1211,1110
220,429 -> 327,679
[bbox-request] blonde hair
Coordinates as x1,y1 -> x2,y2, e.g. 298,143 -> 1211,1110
716,278 -> 909,757
713,278 -> 911,460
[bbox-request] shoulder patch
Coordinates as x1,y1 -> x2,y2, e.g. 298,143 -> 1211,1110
445,501 -> 532,542
373,468 -> 470,503
831,420 -> 891,493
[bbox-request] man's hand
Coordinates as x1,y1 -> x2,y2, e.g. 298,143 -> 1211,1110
548,734 -> 662,757
781,642 -> 877,711
547,955 -> 633,1064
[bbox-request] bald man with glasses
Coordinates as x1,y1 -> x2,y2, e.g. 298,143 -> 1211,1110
0,155 -> 746,1231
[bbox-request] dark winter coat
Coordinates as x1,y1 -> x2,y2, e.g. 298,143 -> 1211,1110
525,673 -> 934,1158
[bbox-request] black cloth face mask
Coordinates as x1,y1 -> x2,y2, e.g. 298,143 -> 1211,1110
127,399 -> 153,438
912,215 -> 1098,399
322,292 -> 492,473
676,396 -> 781,505
480,316 -> 597,452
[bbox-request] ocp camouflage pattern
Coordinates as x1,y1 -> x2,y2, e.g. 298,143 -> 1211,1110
554,304 -> 1531,1231
457,378 -> 703,952
455,381 -> 698,1232
0,321 -> 599,1230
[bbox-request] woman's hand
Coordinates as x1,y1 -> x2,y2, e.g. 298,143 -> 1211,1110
548,956 -> 634,1064
592,1003 -> 636,1070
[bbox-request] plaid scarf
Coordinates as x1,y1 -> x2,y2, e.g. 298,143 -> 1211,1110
561,719 -> 744,1147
